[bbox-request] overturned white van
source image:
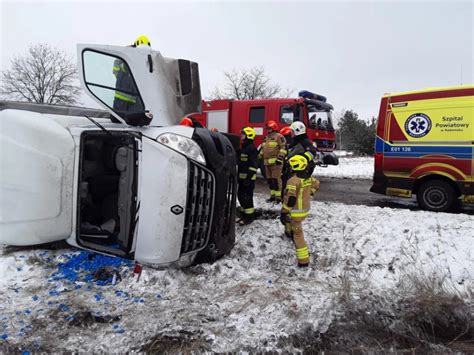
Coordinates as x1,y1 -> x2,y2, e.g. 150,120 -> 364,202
0,44 -> 237,267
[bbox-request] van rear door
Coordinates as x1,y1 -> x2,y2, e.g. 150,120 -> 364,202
77,44 -> 202,126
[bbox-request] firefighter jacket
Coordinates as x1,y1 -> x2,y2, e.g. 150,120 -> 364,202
238,140 -> 259,183
282,173 -> 312,218
113,59 -> 138,105
287,134 -> 317,174
259,131 -> 287,165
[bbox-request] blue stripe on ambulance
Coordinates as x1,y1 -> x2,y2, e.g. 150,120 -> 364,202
375,137 -> 473,159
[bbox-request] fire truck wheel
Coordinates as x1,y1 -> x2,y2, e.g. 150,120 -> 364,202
417,179 -> 456,212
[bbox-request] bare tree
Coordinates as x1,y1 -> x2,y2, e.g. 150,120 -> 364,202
209,67 -> 286,100
1,43 -> 81,105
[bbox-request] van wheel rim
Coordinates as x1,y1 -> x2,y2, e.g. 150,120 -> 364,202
423,187 -> 447,209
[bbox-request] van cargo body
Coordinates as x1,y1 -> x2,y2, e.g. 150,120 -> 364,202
0,43 -> 237,267
370,85 -> 474,212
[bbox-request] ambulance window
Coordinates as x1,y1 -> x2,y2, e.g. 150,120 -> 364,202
82,50 -> 145,115
249,107 -> 265,123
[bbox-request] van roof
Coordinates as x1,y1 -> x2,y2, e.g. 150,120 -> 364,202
383,85 -> 474,98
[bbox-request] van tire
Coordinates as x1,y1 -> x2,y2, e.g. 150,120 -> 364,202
417,180 -> 456,212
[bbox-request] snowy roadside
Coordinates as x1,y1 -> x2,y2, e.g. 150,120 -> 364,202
315,156 -> 374,180
0,196 -> 472,352
334,150 -> 354,157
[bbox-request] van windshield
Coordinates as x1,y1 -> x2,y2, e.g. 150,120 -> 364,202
307,105 -> 334,131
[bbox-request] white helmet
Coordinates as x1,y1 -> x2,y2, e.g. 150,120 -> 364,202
290,121 -> 306,136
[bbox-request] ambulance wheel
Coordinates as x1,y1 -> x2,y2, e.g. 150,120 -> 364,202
417,180 -> 456,212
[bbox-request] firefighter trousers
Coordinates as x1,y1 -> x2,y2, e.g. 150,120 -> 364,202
237,181 -> 255,217
265,164 -> 283,199
290,216 -> 310,265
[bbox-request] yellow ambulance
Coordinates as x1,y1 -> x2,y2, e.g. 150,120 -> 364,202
370,85 -> 473,212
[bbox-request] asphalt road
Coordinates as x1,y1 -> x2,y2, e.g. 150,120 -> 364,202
255,177 -> 474,215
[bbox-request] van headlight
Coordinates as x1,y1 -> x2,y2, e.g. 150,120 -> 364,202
157,133 -> 206,165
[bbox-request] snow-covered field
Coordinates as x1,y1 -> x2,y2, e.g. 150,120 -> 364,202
1,196 -> 472,352
316,156 -> 374,179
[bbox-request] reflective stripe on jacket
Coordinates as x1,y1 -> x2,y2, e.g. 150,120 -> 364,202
282,175 -> 312,218
286,136 -> 317,174
259,132 -> 286,165
113,58 -> 137,104
238,140 -> 259,182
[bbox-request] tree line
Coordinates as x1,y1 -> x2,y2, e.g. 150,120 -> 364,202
0,43 -> 375,155
336,110 -> 376,155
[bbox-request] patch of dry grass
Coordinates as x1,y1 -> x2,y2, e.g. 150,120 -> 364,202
140,330 -> 211,353
277,270 -> 472,354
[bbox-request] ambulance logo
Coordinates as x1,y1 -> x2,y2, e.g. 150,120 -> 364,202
405,113 -> 431,138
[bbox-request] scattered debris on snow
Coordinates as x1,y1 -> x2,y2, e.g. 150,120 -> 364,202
0,195 -> 472,352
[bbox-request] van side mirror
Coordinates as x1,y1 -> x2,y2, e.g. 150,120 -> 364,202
122,111 -> 153,126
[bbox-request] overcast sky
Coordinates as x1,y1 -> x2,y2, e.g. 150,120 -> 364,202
1,0 -> 473,120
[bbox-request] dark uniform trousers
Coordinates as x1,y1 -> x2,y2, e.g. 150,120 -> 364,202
237,140 -> 259,218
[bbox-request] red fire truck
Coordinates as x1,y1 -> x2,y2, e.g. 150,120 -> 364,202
190,91 -> 339,166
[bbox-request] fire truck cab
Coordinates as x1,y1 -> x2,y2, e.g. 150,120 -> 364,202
190,91 -> 339,166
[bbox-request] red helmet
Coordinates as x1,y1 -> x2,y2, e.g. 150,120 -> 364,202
179,117 -> 193,127
266,120 -> 278,131
280,126 -> 292,137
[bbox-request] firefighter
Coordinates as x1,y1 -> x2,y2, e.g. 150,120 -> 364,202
112,35 -> 151,113
280,126 -> 293,147
237,127 -> 259,225
280,155 -> 312,267
259,120 -> 287,203
280,126 -> 294,200
179,116 -> 204,128
288,121 -> 320,195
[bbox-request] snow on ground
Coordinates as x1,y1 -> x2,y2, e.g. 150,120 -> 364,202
0,196 -> 472,352
316,156 -> 374,179
334,150 -> 354,157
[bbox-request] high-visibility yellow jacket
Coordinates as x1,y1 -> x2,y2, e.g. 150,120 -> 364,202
282,175 -> 312,218
113,59 -> 137,104
259,131 -> 286,165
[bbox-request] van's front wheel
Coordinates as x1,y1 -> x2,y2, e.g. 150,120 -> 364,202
417,180 -> 456,212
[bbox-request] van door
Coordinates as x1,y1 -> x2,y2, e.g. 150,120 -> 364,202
77,44 -> 202,126
66,126 -> 141,259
